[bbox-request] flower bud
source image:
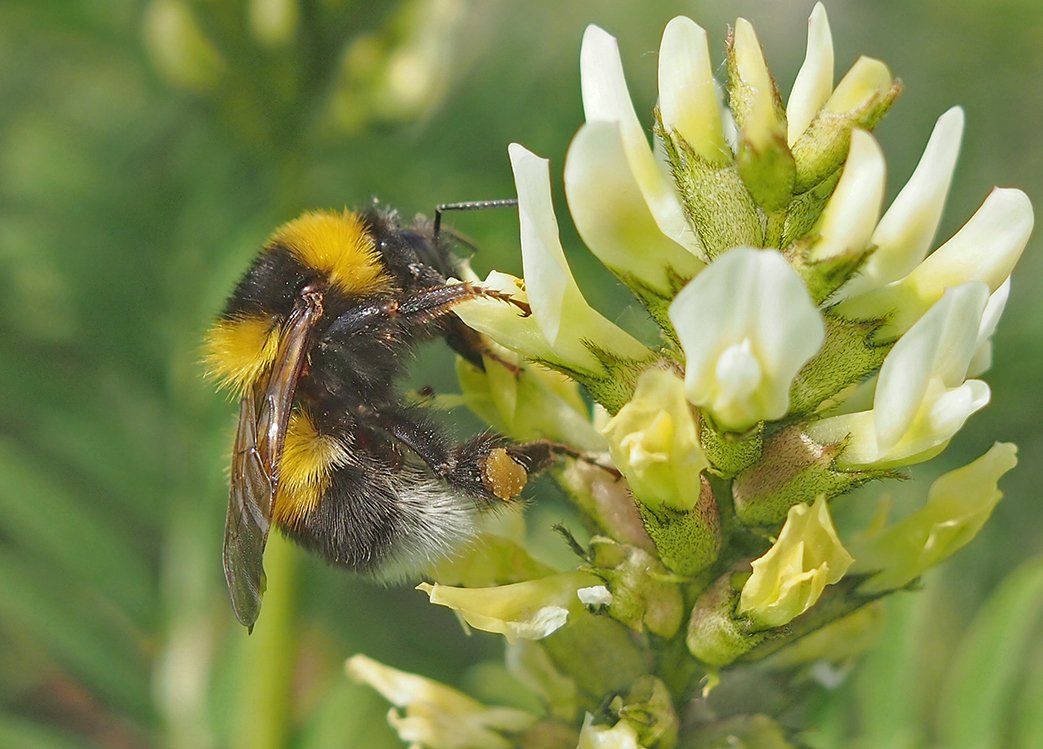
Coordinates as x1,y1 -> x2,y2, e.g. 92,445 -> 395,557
798,130 -> 885,302
728,19 -> 795,213
787,3 -> 834,147
790,54 -> 900,192
587,537 -> 685,638
576,714 -> 644,749
733,426 -> 882,526
728,19 -> 786,155
609,676 -> 679,749
558,458 -> 657,552
686,568 -> 763,666
658,17 -> 729,165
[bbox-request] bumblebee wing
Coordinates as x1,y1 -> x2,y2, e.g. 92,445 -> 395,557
223,290 -> 325,630
223,387 -> 273,630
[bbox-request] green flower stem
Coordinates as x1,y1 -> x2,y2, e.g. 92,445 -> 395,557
234,534 -> 299,749
541,610 -> 652,711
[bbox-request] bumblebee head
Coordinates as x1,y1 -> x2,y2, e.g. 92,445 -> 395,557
204,210 -> 394,395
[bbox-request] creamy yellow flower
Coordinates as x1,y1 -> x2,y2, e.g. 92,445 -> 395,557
347,654 -> 537,749
853,443 -> 1017,594
417,571 -> 600,643
739,497 -> 853,629
600,368 -> 708,511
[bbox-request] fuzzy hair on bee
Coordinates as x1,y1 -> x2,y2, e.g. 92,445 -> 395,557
205,207 -> 552,630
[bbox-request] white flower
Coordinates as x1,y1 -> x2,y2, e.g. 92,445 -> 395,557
452,144 -> 652,376
564,120 -> 703,300
576,714 -> 645,749
729,17 -> 784,151
579,25 -> 699,253
837,107 -> 964,298
347,654 -> 537,749
809,282 -> 992,468
658,16 -> 728,164
786,3 -> 833,147
967,279 -> 1010,377
669,248 -> 825,432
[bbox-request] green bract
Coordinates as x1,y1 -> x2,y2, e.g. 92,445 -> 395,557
355,5 -> 1031,747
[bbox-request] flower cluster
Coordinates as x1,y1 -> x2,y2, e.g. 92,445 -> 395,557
352,5 -> 1029,747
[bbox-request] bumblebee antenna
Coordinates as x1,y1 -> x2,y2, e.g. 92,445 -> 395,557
434,199 -> 518,244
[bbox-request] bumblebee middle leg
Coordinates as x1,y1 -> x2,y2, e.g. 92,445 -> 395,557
373,404 -> 556,503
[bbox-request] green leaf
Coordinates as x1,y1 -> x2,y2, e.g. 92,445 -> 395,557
0,713 -> 96,749
0,548 -> 152,723
1013,643 -> 1043,749
853,593 -> 927,748
936,556 -> 1043,749
0,439 -> 158,627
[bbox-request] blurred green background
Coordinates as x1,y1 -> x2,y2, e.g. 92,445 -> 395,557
1,1 -> 1041,747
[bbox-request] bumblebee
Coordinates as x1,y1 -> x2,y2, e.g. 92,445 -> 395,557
205,207 -> 549,630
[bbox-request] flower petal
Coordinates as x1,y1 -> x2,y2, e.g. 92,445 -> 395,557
739,497 -> 853,629
838,187 -> 1033,336
730,18 -> 782,148
600,368 -> 709,511
841,107 -> 964,296
418,571 -> 600,643
347,655 -> 537,749
853,443 -> 1017,594
498,144 -> 652,372
658,16 -> 728,164
809,283 -> 992,467
565,121 -> 704,296
787,2 -> 834,146
824,56 -> 893,114
576,714 -> 643,749
968,279 -> 1011,377
808,129 -> 886,262
581,25 -> 697,252
873,282 -> 989,450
